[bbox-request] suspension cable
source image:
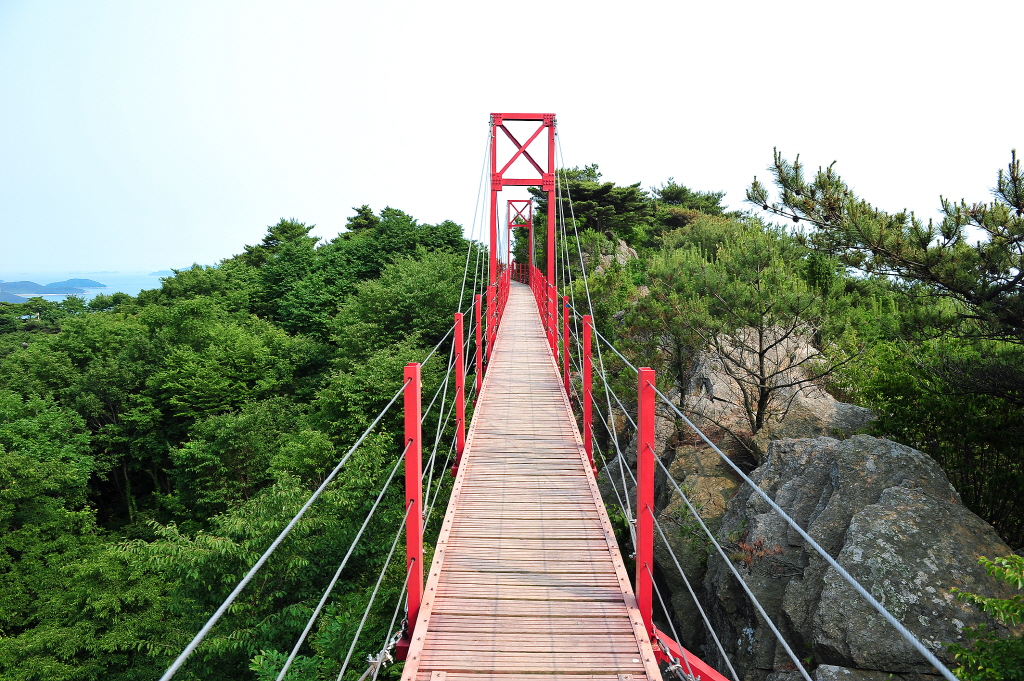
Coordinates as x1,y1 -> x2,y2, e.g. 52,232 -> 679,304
458,131 -> 492,311
158,379 -> 410,681
653,517 -> 740,681
647,382 -> 958,681
647,564 -> 696,681
274,441 -> 410,680
578,319 -> 945,680
334,502 -> 412,681
652,454 -> 812,681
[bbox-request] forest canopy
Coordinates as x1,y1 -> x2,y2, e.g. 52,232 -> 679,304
0,209 -> 481,680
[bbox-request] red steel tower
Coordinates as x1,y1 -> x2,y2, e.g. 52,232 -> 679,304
489,113 -> 557,349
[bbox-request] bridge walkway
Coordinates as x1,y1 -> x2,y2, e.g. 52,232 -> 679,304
401,281 -> 661,681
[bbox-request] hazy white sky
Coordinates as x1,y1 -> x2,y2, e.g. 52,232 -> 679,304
1,0 -> 1020,274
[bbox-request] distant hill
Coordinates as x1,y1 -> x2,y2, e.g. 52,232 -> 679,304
0,280 -> 85,294
47,278 -> 107,288
148,270 -> 175,276
0,291 -> 24,304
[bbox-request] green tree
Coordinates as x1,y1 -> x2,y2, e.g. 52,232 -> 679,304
650,178 -> 728,232
0,391 -> 97,644
948,554 -> 1024,681
241,219 -> 319,268
530,165 -> 653,255
634,223 -> 850,450
748,149 -> 1024,346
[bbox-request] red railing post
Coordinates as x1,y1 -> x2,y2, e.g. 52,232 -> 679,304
399,362 -> 423,658
453,313 -> 465,474
547,283 -> 557,356
583,315 -> 593,473
636,366 -> 656,641
562,295 -> 570,395
474,294 -> 483,395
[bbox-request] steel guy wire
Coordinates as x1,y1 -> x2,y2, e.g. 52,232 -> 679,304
556,134 -> 596,322
556,135 -> 612,408
361,425 -> 457,681
556,175 -> 584,378
653,517 -> 740,681
275,442 -> 410,680
554,135 -> 634,511
458,131 -> 492,311
560,202 -> 583,374
371,561 -> 414,681
158,379 -> 410,681
647,384 -> 958,681
571,345 -> 713,674
420,321 -> 456,369
589,385 -> 635,535
646,563 -> 696,681
650,453 -> 813,681
421,372 -> 459,519
335,502 -> 411,681
564,300 -> 639,375
573,350 -> 733,681
590,428 -> 636,547
420,344 -> 457,426
558,353 -> 633,535
424,435 -> 457,528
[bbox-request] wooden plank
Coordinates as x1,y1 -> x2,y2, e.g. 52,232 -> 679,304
417,674 -> 648,681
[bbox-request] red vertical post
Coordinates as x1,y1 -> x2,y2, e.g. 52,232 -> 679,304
547,283 -> 557,356
636,366 -> 656,640
403,362 -> 423,642
546,121 -> 556,355
529,220 -> 534,280
454,313 -> 465,473
583,315 -> 593,471
562,295 -> 570,394
488,118 -> 499,353
474,294 -> 483,394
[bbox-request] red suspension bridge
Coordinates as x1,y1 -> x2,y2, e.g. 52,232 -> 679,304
159,114 -> 959,681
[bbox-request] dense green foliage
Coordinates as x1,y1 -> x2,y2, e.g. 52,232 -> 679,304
549,157 -> 1023,552
0,211 -> 481,680
548,157 -> 1023,676
948,555 -> 1024,681
7,151 -> 1024,679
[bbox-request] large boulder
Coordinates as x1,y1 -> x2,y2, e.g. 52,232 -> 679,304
685,331 -> 872,462
655,442 -> 739,644
705,435 -> 1019,680
750,399 -> 875,460
593,238 -> 639,275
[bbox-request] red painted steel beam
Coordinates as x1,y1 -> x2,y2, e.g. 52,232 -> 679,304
546,119 -> 556,343
492,113 -> 554,121
498,178 -> 548,186
453,313 -> 465,474
636,367 -> 656,640
562,295 -> 570,395
497,123 -> 547,177
398,363 -> 423,659
583,315 -> 593,472
489,113 -> 555,307
652,626 -> 732,681
474,294 -> 482,395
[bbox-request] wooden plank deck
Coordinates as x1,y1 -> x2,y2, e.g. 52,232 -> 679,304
401,282 -> 661,681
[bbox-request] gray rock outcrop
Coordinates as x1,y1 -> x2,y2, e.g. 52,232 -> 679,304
704,435 -> 1019,680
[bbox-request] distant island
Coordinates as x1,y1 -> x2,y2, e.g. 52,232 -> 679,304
48,278 -> 108,288
148,270 -> 175,276
0,278 -> 108,299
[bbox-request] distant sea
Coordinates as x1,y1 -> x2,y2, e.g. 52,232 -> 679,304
0,270 -> 184,302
